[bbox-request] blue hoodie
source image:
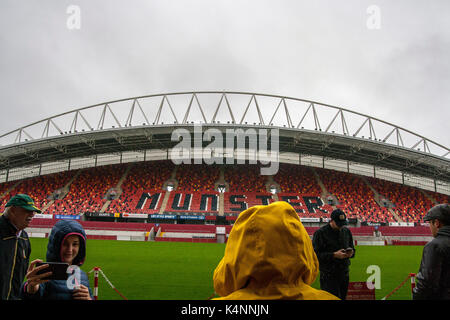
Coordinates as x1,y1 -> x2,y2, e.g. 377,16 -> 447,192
22,220 -> 92,300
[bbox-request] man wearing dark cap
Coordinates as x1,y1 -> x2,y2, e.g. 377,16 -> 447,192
413,203 -> 450,300
0,194 -> 41,300
312,209 -> 355,299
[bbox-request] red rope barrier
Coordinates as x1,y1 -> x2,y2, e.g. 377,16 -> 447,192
381,273 -> 416,300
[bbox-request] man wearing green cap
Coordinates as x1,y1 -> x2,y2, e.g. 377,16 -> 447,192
0,194 -> 41,300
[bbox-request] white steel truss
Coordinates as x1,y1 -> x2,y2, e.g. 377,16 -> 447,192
1,91 -> 448,160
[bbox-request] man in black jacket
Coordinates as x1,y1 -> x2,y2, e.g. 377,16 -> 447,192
0,194 -> 41,300
413,203 -> 450,300
312,209 -> 355,300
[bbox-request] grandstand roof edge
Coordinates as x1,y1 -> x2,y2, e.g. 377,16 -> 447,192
0,124 -> 449,183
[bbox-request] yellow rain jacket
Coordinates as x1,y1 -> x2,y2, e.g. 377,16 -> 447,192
213,201 -> 339,300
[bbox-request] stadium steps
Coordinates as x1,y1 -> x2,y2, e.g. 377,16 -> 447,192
170,165 -> 178,179
100,200 -> 111,213
41,200 -> 55,213
41,169 -> 83,213
100,163 -> 134,213
147,227 -> 156,241
420,190 -> 438,205
360,176 -> 404,223
159,192 -> 171,214
265,176 -> 280,201
158,166 -> 179,214
310,168 -> 334,208
0,180 -> 22,200
218,192 -> 225,216
214,166 -> 227,215
117,163 -> 134,188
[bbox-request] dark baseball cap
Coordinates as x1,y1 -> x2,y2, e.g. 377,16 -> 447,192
5,194 -> 41,213
331,209 -> 348,227
423,203 -> 450,224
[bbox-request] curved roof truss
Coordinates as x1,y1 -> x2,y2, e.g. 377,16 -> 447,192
0,92 -> 449,182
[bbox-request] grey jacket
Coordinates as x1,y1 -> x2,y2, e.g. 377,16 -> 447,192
413,225 -> 450,300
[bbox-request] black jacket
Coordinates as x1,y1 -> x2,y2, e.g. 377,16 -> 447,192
0,215 -> 31,300
413,225 -> 450,300
312,224 -> 355,274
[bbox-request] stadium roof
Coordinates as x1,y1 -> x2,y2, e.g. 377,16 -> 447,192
0,91 -> 449,182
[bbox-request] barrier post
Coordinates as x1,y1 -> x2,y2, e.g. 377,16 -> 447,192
93,267 -> 100,300
410,273 -> 416,299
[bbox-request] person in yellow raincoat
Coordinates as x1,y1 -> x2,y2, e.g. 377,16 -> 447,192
213,201 -> 339,300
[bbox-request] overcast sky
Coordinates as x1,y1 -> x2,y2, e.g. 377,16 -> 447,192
1,0 -> 449,149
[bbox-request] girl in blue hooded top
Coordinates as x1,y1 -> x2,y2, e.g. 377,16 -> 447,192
22,220 -> 93,300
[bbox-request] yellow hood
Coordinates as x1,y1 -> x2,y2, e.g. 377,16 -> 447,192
213,201 -> 339,300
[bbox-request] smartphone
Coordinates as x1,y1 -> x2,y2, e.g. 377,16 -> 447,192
35,262 -> 69,280
345,248 -> 353,253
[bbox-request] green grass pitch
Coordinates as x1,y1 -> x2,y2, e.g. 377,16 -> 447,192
28,238 -> 424,300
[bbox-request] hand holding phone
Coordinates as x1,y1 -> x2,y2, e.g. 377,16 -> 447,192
26,259 -> 53,294
35,262 -> 69,280
334,249 -> 348,259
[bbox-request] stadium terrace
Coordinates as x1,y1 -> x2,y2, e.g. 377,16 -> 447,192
0,92 -> 448,244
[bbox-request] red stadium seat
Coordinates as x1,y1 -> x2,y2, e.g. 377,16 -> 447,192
51,164 -> 126,215
0,161 -> 447,225
316,168 -> 397,224
107,160 -> 174,214
0,171 -> 76,214
367,177 -> 435,223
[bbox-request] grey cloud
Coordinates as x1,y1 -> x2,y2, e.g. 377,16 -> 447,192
0,0 -> 449,148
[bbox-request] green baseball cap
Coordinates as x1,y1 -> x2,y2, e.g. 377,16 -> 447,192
5,194 -> 41,213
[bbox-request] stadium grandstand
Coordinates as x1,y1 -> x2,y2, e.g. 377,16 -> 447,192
0,92 -> 449,245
